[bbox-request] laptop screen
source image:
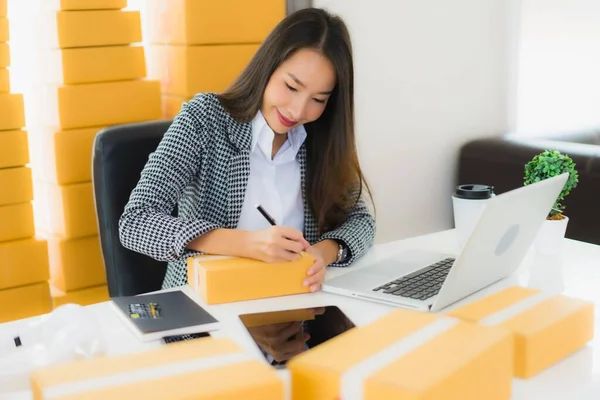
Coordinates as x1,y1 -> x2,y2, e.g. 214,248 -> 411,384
238,306 -> 356,367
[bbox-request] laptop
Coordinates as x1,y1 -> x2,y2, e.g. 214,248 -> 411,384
323,173 -> 569,312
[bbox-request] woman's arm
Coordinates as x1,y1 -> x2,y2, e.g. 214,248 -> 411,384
118,104 -> 221,262
118,103 -> 309,263
317,196 -> 376,267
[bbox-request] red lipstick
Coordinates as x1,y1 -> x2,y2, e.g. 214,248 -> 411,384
276,109 -> 296,128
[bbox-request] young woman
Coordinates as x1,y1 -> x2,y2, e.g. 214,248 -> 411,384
119,7 -> 376,293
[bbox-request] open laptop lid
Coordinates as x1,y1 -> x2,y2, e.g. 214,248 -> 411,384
431,173 -> 569,312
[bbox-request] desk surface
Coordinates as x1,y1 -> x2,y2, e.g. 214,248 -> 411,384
2,229 -> 600,399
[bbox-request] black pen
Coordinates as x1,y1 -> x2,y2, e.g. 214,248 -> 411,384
256,204 -> 277,226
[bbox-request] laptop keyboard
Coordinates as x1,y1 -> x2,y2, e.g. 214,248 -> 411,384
372,257 -> 455,301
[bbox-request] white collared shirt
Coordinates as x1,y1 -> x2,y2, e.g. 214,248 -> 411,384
236,110 -> 306,232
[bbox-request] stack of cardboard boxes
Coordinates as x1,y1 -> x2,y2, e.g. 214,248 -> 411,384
0,0 -> 52,323
145,0 -> 285,119
29,0 -> 162,308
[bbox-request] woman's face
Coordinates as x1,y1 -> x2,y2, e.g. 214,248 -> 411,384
261,48 -> 336,134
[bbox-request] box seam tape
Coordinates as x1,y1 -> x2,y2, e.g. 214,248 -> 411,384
340,317 -> 459,400
478,291 -> 555,327
43,351 -> 254,399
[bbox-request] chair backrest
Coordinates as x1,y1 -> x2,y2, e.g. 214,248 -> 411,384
92,120 -> 173,297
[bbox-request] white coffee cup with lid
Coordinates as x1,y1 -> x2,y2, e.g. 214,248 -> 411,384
452,184 -> 495,250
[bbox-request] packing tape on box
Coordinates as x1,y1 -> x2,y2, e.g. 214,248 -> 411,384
43,352 -> 254,399
340,317 -> 459,400
478,291 -> 555,327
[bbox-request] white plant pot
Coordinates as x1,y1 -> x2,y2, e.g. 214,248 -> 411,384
533,216 -> 569,255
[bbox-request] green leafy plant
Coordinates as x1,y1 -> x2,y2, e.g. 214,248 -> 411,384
524,149 -> 579,220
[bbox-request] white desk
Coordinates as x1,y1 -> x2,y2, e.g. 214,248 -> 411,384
2,229 -> 599,399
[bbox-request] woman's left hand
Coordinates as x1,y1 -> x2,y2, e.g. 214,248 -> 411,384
303,246 -> 328,292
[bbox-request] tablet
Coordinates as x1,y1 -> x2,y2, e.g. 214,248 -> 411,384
238,306 -> 355,367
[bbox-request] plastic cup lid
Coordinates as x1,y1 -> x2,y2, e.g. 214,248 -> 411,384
454,184 -> 494,199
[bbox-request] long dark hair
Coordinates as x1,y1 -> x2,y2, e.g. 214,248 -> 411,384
217,8 -> 373,234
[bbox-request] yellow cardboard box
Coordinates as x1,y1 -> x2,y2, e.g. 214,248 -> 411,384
0,67 -> 8,93
45,0 -> 127,11
0,93 -> 25,131
0,68 -> 8,93
0,130 -> 29,169
34,181 -> 97,239
287,308 -> 513,400
0,282 -> 52,323
48,10 -> 142,49
187,254 -> 314,305
447,286 -> 594,378
0,0 -> 5,17
0,167 -> 33,206
0,17 -> 8,42
31,337 -> 285,400
42,80 -> 161,130
0,202 -> 34,242
161,94 -> 188,120
240,308 -> 317,328
0,42 -> 7,68
0,238 -> 49,290
51,284 -> 109,308
146,0 -> 284,45
147,44 -> 258,97
47,234 -> 106,292
30,126 -> 98,184
45,45 -> 146,85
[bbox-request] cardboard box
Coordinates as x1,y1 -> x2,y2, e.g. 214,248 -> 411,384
146,0 -> 284,45
30,126 -> 98,184
0,17 -> 8,42
287,308 -> 513,400
0,238 -> 49,290
44,0 -> 127,11
31,337 -> 285,400
0,282 -> 52,323
147,44 -> 258,97
47,234 -> 106,292
161,94 -> 188,119
0,167 -> 33,206
0,130 -> 29,169
0,67 -> 8,93
41,80 -> 161,130
447,286 -> 594,378
0,0 -> 5,17
51,284 -> 109,308
0,202 -> 34,242
240,308 -> 317,328
188,253 -> 314,305
45,45 -> 146,85
48,10 -> 142,49
0,42 -> 7,68
0,93 -> 25,131
34,181 -> 97,239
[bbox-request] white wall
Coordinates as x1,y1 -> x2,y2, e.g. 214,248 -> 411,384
314,0 -> 520,244
516,0 -> 600,133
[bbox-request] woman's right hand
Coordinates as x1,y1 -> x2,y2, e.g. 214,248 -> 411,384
244,226 -> 310,263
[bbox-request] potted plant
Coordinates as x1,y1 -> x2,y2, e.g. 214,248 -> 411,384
524,149 -> 579,253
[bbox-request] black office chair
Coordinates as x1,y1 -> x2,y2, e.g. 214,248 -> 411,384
92,120 -> 173,297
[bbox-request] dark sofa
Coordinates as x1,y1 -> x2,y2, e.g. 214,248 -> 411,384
457,129 -> 600,245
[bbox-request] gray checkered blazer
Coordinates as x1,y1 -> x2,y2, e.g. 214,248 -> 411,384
119,93 -> 376,289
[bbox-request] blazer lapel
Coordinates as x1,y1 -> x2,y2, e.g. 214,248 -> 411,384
298,145 -> 319,242
225,118 -> 252,228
